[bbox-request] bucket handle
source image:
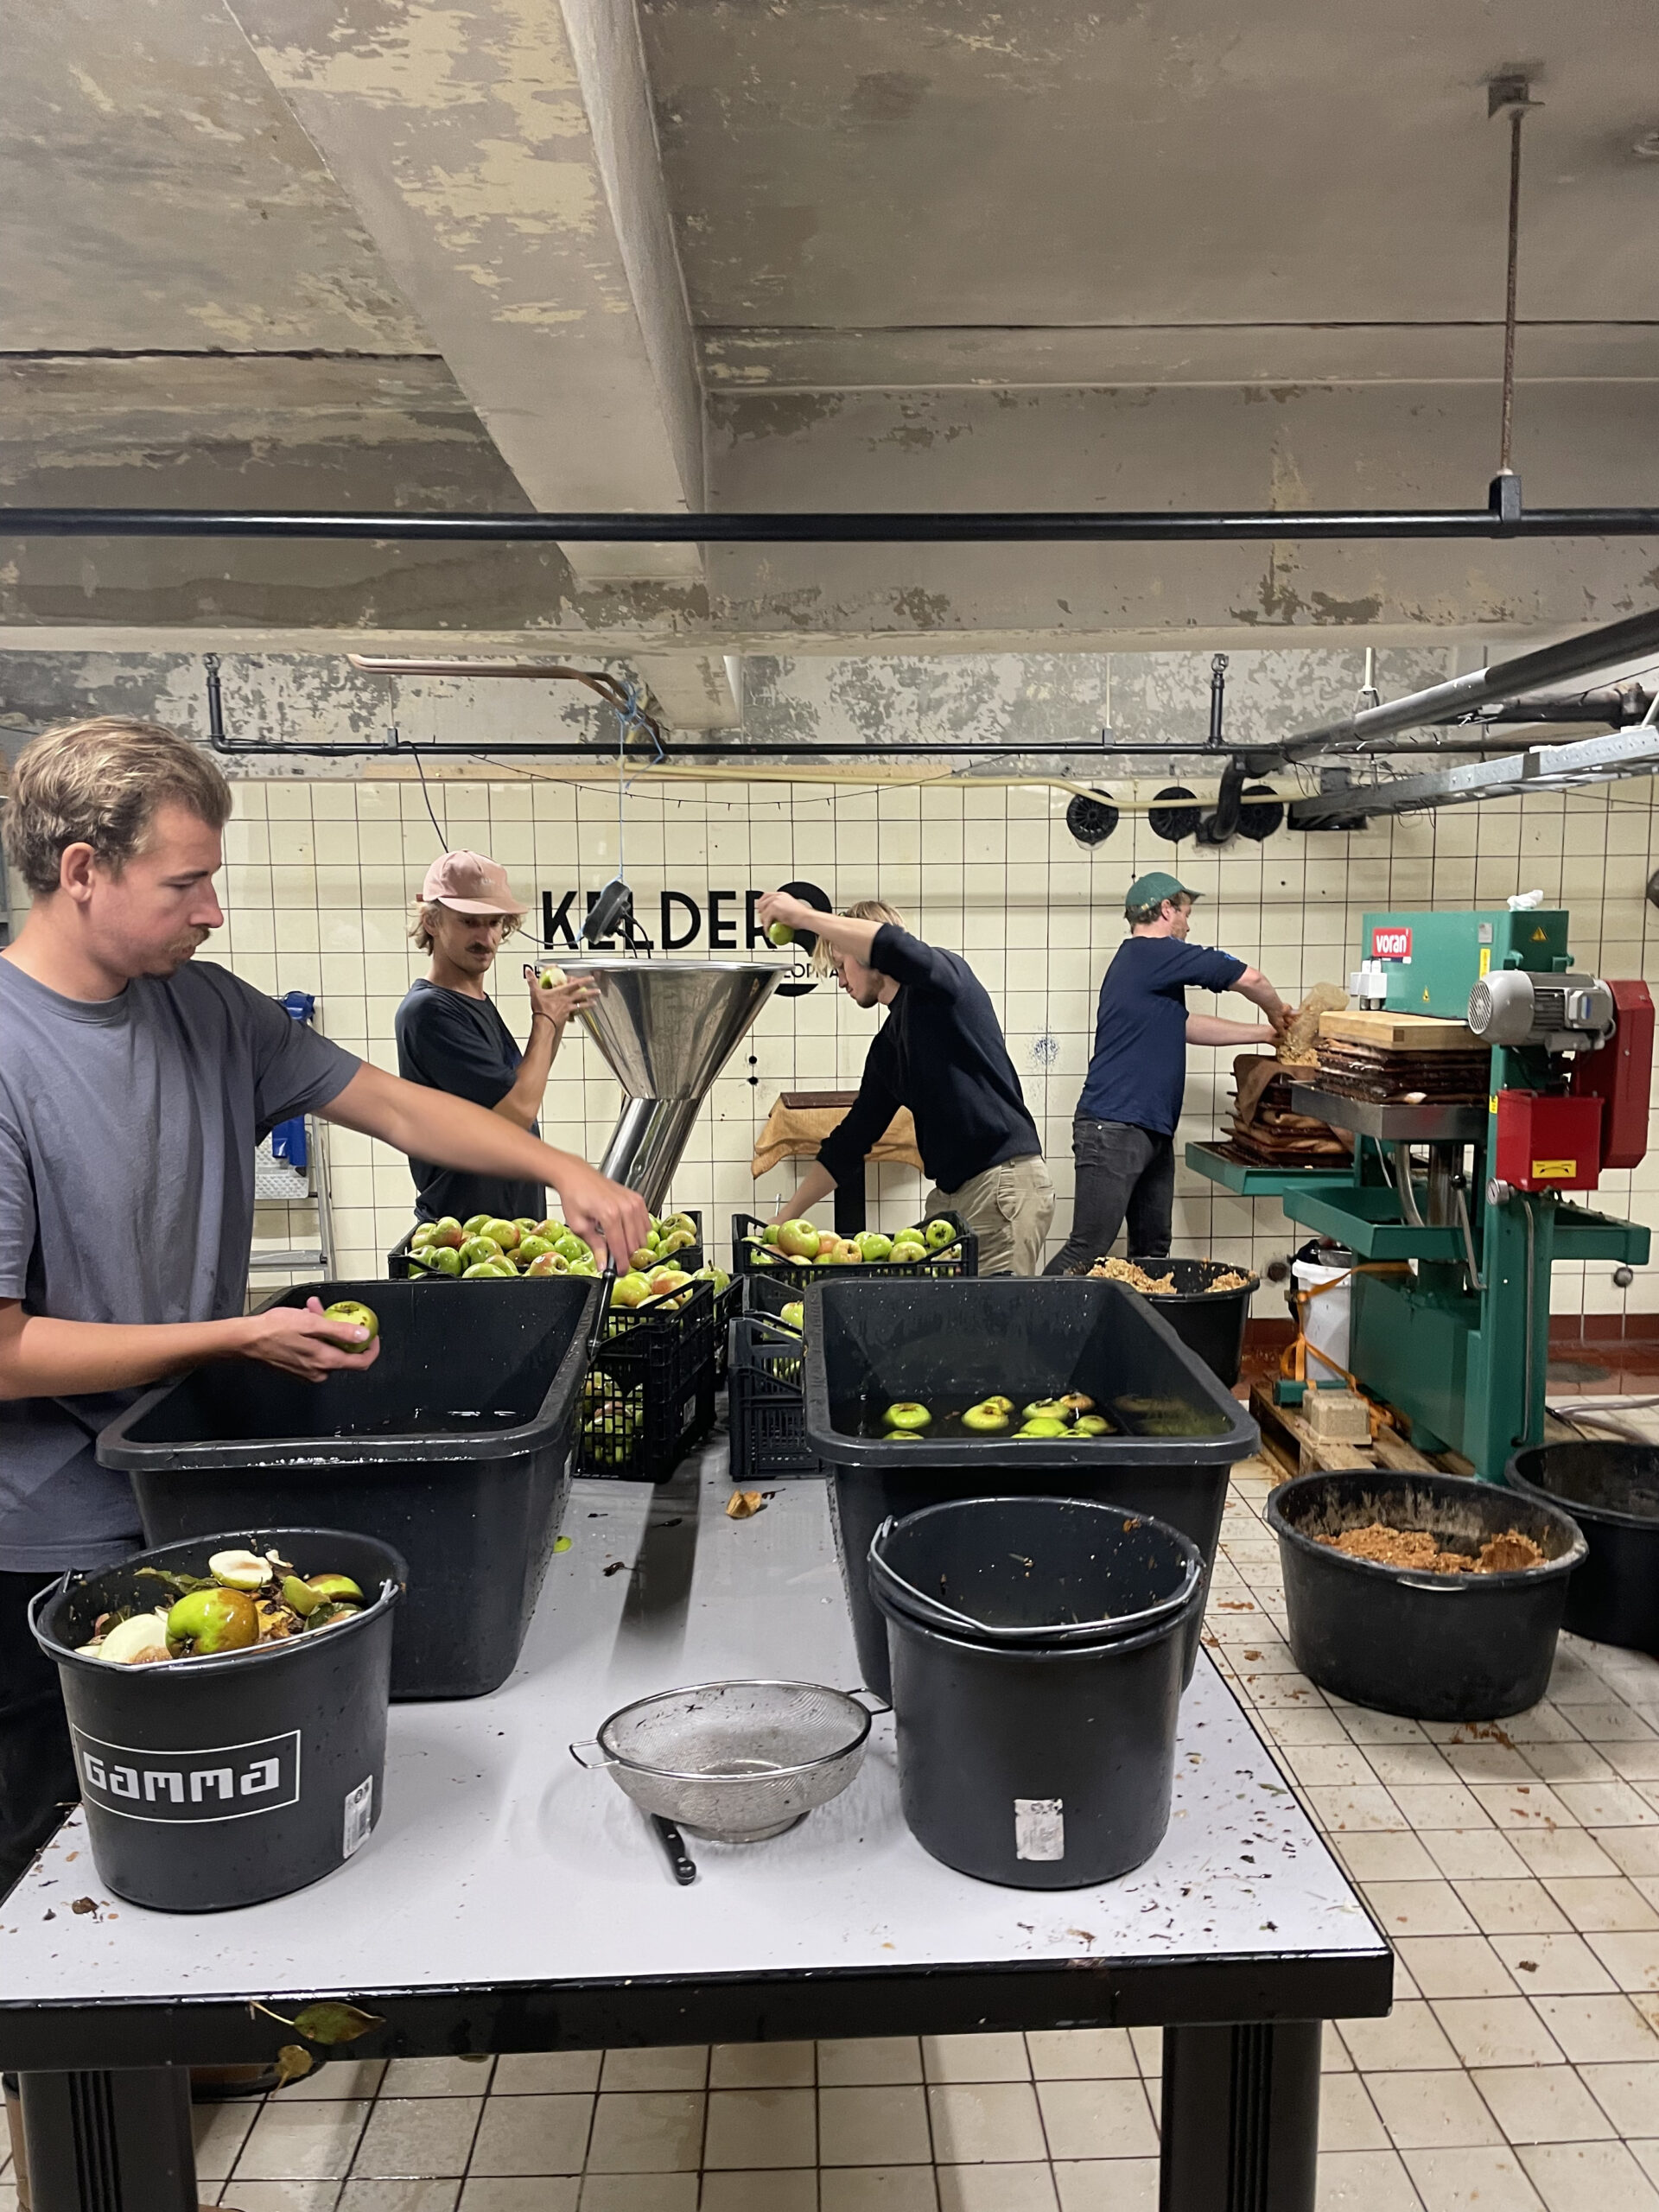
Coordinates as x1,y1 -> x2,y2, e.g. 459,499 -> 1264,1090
868,1516 -> 1198,1643
841,1686 -> 893,1715
569,1739 -> 617,1770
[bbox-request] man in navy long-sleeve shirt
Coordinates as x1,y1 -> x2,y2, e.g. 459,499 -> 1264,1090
1044,870 -> 1289,1275
756,892 -> 1054,1274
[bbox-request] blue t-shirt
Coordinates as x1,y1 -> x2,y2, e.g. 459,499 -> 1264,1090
1077,936 -> 1247,1136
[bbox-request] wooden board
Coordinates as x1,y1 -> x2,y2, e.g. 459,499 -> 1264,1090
1319,1011 -> 1477,1053
1250,1382 -> 1441,1484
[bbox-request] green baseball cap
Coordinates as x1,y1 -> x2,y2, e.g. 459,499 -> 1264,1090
1125,869 -> 1198,913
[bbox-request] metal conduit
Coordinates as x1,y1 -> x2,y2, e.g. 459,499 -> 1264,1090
3,500 -> 1659,544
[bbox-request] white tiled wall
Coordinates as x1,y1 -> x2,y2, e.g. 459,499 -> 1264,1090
213,772 -> 1659,1318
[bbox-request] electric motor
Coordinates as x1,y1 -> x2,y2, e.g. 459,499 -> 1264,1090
1467,969 -> 1616,1052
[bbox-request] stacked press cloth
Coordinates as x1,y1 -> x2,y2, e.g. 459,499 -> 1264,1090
1226,1056 -> 1352,1166
1312,1011 -> 1490,1104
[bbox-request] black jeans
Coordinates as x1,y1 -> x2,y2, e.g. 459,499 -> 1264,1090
0,1571 -> 78,1899
1044,1118 -> 1177,1276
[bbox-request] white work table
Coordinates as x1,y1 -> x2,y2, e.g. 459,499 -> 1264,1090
3,1446 -> 1390,2212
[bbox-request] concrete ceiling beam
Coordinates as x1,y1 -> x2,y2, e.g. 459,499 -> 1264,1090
228,0 -> 709,589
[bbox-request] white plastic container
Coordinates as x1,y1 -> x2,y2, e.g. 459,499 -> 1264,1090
1292,1252 -> 1356,1379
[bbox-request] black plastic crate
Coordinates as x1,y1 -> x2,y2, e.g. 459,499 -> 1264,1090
728,1312 -> 822,1484
712,1274 -> 741,1386
579,1278 -> 717,1484
730,1211 -> 977,1287
96,1275 -> 600,1700
391,1207 -> 704,1280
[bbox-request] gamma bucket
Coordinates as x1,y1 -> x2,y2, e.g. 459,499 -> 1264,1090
32,1527 -> 404,1913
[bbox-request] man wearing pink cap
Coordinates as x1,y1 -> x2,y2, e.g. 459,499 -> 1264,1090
397,851 -> 597,1227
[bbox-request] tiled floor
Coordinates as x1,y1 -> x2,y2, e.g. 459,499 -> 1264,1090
3,1456 -> 1656,2212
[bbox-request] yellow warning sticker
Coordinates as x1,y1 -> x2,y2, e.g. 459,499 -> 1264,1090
1478,947 -> 1492,977
1422,986 -> 1431,1003
1489,1093 -> 1499,1114
1532,926 -> 1548,941
1531,1159 -> 1578,1179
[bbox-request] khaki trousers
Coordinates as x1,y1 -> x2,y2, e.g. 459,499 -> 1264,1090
926,1154 -> 1056,1277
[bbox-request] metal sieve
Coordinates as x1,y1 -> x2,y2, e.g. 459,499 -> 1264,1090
570,1678 -> 875,1842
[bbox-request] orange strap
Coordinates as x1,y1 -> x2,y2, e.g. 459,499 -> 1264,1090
1278,1262 -> 1411,1440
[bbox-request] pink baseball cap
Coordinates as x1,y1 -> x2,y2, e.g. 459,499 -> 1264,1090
420,850 -> 528,918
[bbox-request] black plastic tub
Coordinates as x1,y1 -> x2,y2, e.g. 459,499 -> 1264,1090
804,1278 -> 1257,1698
1506,1442 -> 1659,1656
98,1276 -> 599,1700
1268,1469 -> 1586,1721
874,1498 -> 1204,1888
1071,1257 -> 1258,1389
32,1527 -> 403,1912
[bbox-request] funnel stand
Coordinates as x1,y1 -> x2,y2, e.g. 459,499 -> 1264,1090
600,1099 -> 706,1211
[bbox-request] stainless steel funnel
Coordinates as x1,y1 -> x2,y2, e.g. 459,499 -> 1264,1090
561,959 -> 785,1208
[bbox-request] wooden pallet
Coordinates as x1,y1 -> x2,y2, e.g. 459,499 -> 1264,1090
1250,1382 -> 1440,1484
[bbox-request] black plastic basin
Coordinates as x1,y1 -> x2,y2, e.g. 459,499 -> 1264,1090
98,1276 -> 599,1700
1506,1442 -> 1659,1656
803,1277 -> 1257,1698
1268,1469 -> 1586,1721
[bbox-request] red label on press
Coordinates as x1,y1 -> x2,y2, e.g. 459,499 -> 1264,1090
1371,926 -> 1413,961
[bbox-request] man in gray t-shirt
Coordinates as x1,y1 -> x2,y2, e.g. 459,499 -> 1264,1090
0,957 -> 358,1571
0,716 -> 650,1891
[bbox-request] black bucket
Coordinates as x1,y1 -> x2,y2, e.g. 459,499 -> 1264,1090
1268,1471 -> 1586,1721
1506,1442 -> 1659,1656
31,1528 -> 404,1913
98,1275 -> 597,1699
870,1495 -> 1203,1646
804,1277 -> 1255,1700
872,1497 -> 1203,1889
1114,1257 -> 1258,1389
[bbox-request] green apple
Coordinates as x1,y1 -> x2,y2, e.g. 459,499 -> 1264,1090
535,1217 -> 563,1241
462,1261 -> 502,1278
982,1395 -> 1015,1417
307,1573 -> 364,1603
891,1239 -> 927,1265
426,1245 -> 462,1276
166,1586 -> 259,1657
611,1270 -> 653,1309
410,1223 -> 437,1249
924,1218 -> 957,1252
776,1218 -> 821,1261
525,1251 -> 569,1275
882,1402 -> 932,1433
629,1245 -> 658,1272
463,1213 -> 493,1237
323,1299 -> 379,1343
779,1300 -> 804,1331
1014,1416 -> 1070,1439
554,1231 -> 588,1263
513,1217 -> 538,1232
694,1263 -> 731,1294
1073,1414 -> 1111,1437
460,1236 -> 503,1268
762,1223 -> 781,1247
856,1232 -> 893,1262
516,1235 -> 556,1264
1022,1398 -> 1071,1423
961,1401 -> 1012,1434
483,1217 -> 521,1252
752,1250 -> 776,1268
766,920 -> 794,948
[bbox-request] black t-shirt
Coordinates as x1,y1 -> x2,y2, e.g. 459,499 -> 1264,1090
394,980 -> 543,1224
817,925 -> 1041,1195
1078,937 -> 1247,1136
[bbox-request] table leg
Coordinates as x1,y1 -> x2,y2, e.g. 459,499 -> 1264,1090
19,2069 -> 196,2212
1159,2021 -> 1321,2212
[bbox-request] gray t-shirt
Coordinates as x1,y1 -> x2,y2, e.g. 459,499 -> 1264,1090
0,957 -> 360,1573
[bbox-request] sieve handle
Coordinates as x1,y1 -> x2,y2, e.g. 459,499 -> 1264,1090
842,1687 -> 893,1715
569,1739 -> 616,1770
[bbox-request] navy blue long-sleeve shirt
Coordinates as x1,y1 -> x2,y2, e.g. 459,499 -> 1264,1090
817,925 -> 1040,1193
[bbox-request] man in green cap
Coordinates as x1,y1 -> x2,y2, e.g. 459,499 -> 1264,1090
1045,872 -> 1290,1274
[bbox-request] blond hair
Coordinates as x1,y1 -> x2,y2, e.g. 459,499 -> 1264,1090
409,902 -> 443,954
811,897 -> 906,976
3,717 -> 232,896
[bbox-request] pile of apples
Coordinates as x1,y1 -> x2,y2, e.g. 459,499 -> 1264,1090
744,1217 -> 963,1271
409,1211 -> 600,1279
80,1548 -> 366,1666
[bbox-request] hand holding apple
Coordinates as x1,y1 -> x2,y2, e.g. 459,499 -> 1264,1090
756,890 -> 818,939
526,965 -> 600,1029
239,1298 -> 382,1382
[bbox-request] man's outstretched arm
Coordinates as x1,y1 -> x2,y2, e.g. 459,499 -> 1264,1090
321,1061 -> 649,1266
